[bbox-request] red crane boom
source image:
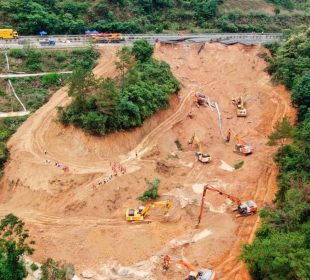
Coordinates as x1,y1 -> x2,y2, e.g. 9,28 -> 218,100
197,184 -> 257,226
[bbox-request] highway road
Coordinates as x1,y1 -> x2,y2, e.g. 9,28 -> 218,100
0,33 -> 283,49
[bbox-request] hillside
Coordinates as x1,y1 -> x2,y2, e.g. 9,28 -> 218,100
0,0 -> 309,35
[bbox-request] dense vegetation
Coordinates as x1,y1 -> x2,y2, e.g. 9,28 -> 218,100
241,27 -> 310,280
59,40 -> 180,135
0,0 -> 309,34
0,214 -> 34,280
0,118 -> 26,173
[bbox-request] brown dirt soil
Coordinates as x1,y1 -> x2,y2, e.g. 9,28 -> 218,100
0,43 -> 295,280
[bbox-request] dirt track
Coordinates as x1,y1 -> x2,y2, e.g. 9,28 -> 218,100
0,43 -> 294,279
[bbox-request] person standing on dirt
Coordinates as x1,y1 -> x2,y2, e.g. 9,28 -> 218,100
226,129 -> 231,143
135,151 -> 138,158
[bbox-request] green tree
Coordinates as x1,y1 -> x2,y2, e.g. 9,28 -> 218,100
242,230 -> 310,280
131,40 -> 154,62
0,214 -> 35,280
268,116 -> 295,146
292,72 -> 310,121
115,46 -> 133,91
139,178 -> 160,201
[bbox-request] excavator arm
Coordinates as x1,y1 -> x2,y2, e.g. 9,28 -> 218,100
140,201 -> 173,216
197,185 -> 241,226
235,134 -> 246,146
163,255 -> 198,273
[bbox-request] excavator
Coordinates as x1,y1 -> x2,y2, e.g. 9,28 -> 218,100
163,255 -> 216,280
232,96 -> 247,117
125,200 -> 173,222
194,93 -> 208,108
234,134 -> 254,155
197,184 -> 257,226
188,133 -> 212,163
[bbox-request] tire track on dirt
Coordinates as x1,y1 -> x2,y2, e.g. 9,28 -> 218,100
213,75 -> 293,280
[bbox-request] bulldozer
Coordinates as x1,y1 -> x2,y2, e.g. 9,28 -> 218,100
163,255 -> 216,280
232,96 -> 247,117
196,184 -> 257,227
188,133 -> 211,163
125,200 -> 173,222
234,135 -> 254,155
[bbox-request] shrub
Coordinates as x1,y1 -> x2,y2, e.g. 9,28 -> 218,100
42,73 -> 60,86
55,53 -> 67,63
30,263 -> 39,271
0,141 -> 9,168
234,161 -> 244,169
8,48 -> 25,59
174,139 -> 183,151
138,178 -> 160,201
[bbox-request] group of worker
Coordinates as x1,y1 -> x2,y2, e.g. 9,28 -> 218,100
92,162 -> 127,190
44,150 -> 69,172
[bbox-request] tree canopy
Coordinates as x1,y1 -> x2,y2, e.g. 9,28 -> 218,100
242,26 -> 310,280
0,214 -> 35,280
58,40 -> 180,135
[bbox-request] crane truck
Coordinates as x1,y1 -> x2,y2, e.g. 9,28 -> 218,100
163,255 -> 216,280
90,33 -> 124,43
188,133 -> 212,163
234,135 -> 254,155
197,184 -> 257,226
0,29 -> 18,39
126,200 -> 173,222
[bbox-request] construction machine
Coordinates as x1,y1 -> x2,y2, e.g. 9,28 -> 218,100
194,93 -> 208,108
197,184 -> 257,226
232,96 -> 247,117
234,135 -> 254,155
0,29 -> 18,39
39,39 -> 56,46
188,133 -> 211,163
163,255 -> 216,280
126,200 -> 173,222
91,33 -> 123,43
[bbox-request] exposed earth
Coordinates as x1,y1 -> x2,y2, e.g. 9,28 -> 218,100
0,42 -> 295,279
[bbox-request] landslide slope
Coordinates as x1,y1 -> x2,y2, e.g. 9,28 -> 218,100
0,43 -> 295,279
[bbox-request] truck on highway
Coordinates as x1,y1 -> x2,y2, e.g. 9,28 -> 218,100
0,29 -> 18,39
39,39 -> 56,46
89,33 -> 124,43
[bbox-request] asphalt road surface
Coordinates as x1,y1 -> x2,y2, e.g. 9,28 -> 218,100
0,33 -> 283,49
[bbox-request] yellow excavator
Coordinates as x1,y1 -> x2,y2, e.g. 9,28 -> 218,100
234,134 -> 254,155
232,96 -> 247,117
188,133 -> 212,163
126,200 -> 173,222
